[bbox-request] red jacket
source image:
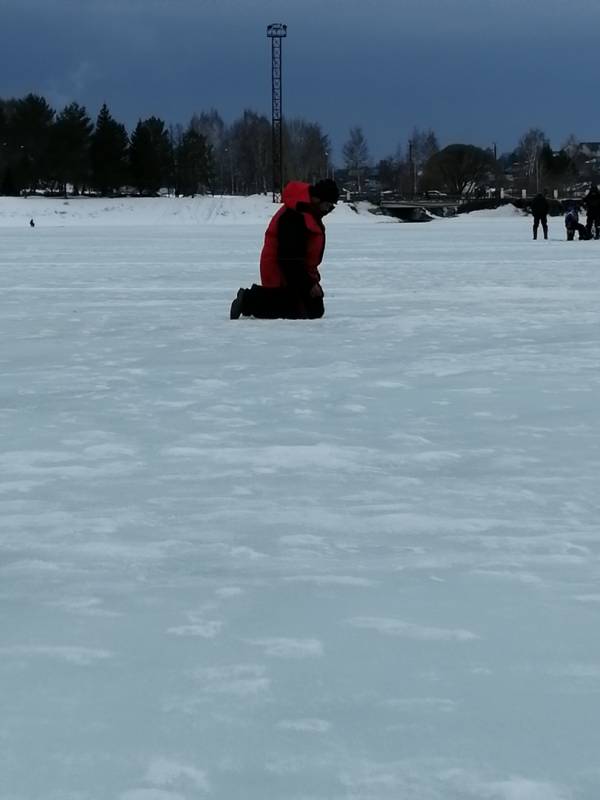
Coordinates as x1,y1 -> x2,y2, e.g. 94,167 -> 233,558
259,182 -> 326,290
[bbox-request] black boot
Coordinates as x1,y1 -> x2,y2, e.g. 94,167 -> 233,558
230,288 -> 247,319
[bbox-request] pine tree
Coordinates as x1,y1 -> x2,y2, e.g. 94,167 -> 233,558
49,102 -> 93,195
129,117 -> 172,195
175,127 -> 213,195
90,104 -> 130,196
11,94 -> 55,192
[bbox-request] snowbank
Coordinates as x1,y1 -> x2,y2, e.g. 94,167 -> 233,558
465,203 -> 526,219
0,194 -> 391,228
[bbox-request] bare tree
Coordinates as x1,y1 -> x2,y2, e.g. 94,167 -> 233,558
538,145 -> 577,190
561,133 -> 579,157
284,118 -> 330,183
228,110 -> 271,195
408,127 -> 439,193
515,127 -> 549,191
342,126 -> 370,191
560,133 -> 599,183
377,152 -> 410,193
410,127 -> 439,166
190,109 -> 225,193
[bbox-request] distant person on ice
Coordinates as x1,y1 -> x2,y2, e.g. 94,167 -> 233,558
530,192 -> 549,240
583,184 -> 600,239
564,205 -> 589,241
229,179 -> 339,320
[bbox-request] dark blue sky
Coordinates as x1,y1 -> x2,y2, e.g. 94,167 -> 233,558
1,0 -> 598,162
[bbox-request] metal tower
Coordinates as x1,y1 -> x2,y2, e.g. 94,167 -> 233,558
267,23 -> 287,202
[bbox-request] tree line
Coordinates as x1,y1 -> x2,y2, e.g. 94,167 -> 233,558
1,93 -> 596,198
0,94 -> 332,197
342,125 -> 596,197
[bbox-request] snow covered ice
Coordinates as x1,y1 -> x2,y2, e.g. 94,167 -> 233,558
1,196 -> 599,800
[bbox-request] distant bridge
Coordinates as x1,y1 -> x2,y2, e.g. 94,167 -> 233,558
380,197 -> 463,210
376,194 -> 466,220
344,191 -> 586,221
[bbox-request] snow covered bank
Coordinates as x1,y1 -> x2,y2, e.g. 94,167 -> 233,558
0,193 -> 534,230
465,203 -> 527,219
0,194 -> 392,228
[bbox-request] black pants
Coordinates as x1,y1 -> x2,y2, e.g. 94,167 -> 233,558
567,223 -> 589,241
533,215 -> 548,239
578,223 -> 590,239
586,215 -> 600,238
241,284 -> 324,319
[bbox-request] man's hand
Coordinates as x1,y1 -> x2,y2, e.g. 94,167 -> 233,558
309,282 -> 324,299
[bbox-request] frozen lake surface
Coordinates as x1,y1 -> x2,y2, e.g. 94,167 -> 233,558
1,200 -> 599,799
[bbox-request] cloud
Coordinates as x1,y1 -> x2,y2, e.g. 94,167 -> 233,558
192,663 -> 271,696
0,645 -> 113,665
276,718 -> 332,733
244,637 -> 324,658
2,0 -> 600,157
347,616 -> 479,642
145,757 -> 210,793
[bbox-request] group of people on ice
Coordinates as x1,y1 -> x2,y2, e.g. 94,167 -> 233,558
530,184 -> 600,241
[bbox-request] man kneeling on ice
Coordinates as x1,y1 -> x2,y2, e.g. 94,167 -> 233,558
564,205 -> 589,241
230,179 -> 339,320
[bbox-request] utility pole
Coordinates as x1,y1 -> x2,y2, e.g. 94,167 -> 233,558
267,23 -> 287,203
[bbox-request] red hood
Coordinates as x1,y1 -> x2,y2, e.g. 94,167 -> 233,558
281,181 -> 311,210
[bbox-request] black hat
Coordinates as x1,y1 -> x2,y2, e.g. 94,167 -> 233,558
310,179 -> 340,204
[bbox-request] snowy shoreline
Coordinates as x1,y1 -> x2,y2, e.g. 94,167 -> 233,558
0,194 -> 524,228
0,194 -> 391,228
